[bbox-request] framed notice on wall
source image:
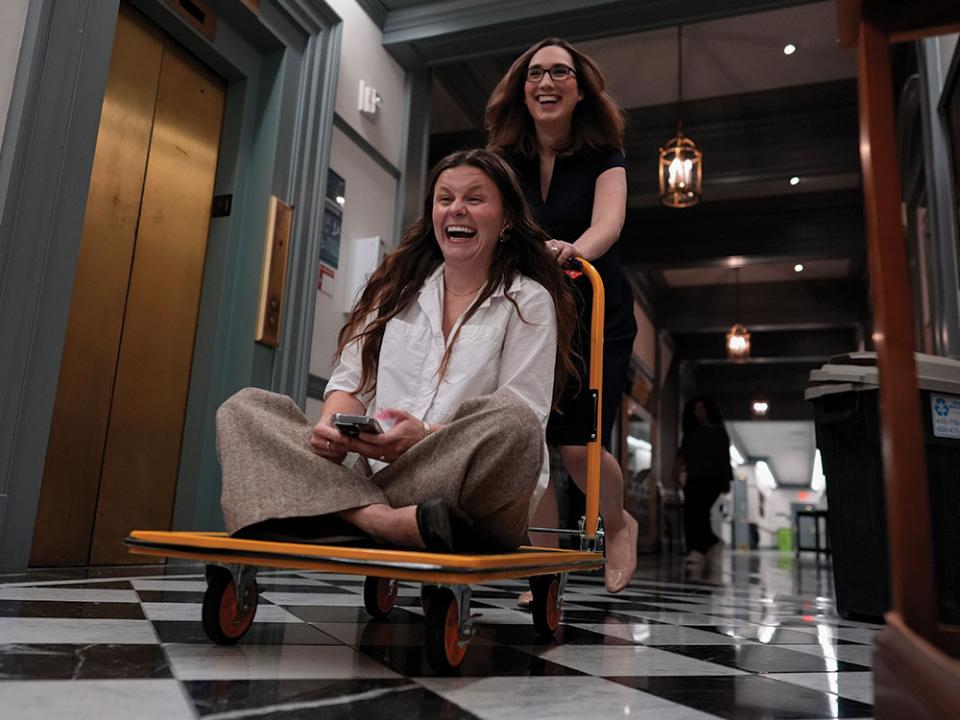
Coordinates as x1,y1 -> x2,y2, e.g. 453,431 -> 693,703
320,169 -> 345,270
940,40 -> 960,283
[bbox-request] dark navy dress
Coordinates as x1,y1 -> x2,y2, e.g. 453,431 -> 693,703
511,147 -> 637,448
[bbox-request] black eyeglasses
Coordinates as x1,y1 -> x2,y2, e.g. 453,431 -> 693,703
525,65 -> 577,82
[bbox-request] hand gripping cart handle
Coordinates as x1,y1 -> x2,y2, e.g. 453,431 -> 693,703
125,258 -> 607,674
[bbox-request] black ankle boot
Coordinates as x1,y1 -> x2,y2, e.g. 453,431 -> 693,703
416,499 -> 473,552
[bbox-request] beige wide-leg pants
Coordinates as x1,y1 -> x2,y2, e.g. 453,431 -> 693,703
216,388 -> 543,550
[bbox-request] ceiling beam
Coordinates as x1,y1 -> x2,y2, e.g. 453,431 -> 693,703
622,190 -> 865,269
381,0 -> 821,67
657,278 -> 868,333
673,327 -> 862,362
624,80 -> 860,206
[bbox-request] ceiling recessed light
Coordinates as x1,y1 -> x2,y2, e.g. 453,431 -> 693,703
789,176 -> 800,186
784,43 -> 797,55
794,263 -> 804,273
751,400 -> 770,417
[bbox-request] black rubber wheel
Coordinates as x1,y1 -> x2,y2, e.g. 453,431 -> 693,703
530,574 -> 562,637
363,576 -> 398,619
201,565 -> 258,644
423,587 -> 468,674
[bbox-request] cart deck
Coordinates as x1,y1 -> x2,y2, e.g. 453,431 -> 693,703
125,530 -> 604,584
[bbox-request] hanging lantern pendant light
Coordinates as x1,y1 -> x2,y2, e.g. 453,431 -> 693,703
726,266 -> 751,361
659,26 -> 703,208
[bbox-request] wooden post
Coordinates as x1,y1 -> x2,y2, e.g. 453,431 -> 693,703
856,13 -> 937,641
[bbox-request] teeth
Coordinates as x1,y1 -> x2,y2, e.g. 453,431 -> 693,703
446,225 -> 477,239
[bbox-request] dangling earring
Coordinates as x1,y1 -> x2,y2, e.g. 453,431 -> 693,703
499,225 -> 510,243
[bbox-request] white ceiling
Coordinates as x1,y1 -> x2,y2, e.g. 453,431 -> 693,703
662,258 -> 851,287
729,420 -> 816,486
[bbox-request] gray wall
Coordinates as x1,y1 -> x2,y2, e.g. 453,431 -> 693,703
0,0 -> 29,151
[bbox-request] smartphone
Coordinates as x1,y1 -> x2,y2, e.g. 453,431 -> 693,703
332,413 -> 384,437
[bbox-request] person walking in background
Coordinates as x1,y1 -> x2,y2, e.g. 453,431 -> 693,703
486,38 -> 639,595
676,396 -> 733,572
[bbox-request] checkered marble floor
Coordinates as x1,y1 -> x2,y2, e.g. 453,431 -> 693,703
0,551 -> 878,719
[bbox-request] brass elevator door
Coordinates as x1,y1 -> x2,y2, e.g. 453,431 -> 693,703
30,5 -> 226,566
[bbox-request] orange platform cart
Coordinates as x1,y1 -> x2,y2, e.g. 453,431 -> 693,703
126,258 -> 609,674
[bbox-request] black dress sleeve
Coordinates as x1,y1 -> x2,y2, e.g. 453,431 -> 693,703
597,148 -> 626,174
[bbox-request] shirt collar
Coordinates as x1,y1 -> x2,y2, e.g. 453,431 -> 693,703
419,262 -> 524,300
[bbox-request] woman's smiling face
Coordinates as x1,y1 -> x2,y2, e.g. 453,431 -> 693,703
523,45 -> 582,128
432,165 -> 505,272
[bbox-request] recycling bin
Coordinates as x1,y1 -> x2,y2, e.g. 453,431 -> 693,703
805,352 -> 960,622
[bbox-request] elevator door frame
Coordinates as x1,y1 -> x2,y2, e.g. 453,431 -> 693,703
0,0 -> 343,572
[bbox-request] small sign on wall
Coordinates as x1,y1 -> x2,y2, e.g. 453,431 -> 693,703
318,262 -> 335,297
931,393 -> 960,439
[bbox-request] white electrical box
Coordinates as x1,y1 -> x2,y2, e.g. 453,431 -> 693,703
342,236 -> 384,313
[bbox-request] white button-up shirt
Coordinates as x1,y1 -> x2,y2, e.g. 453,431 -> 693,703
325,264 -> 557,503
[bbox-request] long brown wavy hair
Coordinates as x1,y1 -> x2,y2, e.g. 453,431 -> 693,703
485,37 -> 625,159
334,149 -> 578,403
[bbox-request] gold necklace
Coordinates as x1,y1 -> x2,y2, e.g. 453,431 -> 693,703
443,278 -> 485,297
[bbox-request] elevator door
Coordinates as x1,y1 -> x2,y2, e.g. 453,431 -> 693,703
30,4 -> 226,566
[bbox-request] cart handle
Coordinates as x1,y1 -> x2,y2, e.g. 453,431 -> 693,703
569,258 -> 604,541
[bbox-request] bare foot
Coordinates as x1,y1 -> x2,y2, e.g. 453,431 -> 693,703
604,510 -> 638,593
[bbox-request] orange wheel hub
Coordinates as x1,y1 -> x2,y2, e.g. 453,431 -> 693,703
218,581 -> 254,639
444,598 -> 467,666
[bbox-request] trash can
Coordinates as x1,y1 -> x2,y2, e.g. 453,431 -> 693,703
777,527 -> 793,553
805,352 -> 960,623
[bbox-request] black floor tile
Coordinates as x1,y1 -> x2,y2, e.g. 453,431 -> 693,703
0,599 -> 145,619
152,620 -> 343,645
356,642 -> 586,678
688,625 -> 860,645
185,678 -> 480,719
284,606 -> 422,624
473,623 -> 634,646
0,643 -> 171,680
137,590 -> 208,603
609,675 -> 874,719
654,644 -> 871,673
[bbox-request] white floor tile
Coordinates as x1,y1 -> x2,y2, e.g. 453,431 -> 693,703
531,645 -> 747,676
572,623 -> 743,645
164,643 -> 399,680
418,676 -> 720,720
140,602 -> 300,623
767,671 -> 874,704
0,618 -> 156,644
0,587 -> 139,603
0,680 -> 195,720
785,643 -> 875,667
131,580 -> 208,592
260,591 -> 369,607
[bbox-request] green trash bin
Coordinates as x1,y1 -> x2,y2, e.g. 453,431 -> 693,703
805,352 -> 960,623
777,528 -> 793,553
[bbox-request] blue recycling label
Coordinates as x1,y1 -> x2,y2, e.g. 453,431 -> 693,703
931,393 -> 960,439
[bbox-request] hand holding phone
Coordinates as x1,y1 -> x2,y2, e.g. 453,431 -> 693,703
332,413 -> 384,438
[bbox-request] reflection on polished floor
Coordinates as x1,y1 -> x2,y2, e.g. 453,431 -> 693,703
0,551 -> 877,719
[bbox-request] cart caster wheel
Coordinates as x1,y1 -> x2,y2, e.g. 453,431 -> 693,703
202,566 -> 258,644
531,574 -> 562,637
423,588 -> 469,674
363,576 -> 398,619
420,585 -> 435,616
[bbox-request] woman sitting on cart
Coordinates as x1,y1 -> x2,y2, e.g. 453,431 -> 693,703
216,149 -> 577,553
